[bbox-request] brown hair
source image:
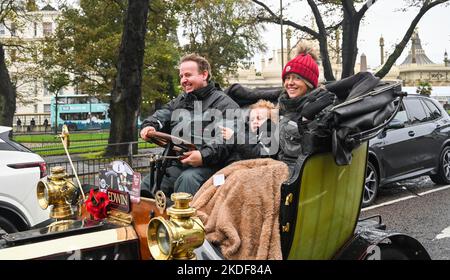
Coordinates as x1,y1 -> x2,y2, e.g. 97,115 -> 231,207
249,99 -> 278,123
179,53 -> 211,81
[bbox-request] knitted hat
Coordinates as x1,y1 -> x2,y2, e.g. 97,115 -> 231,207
282,50 -> 319,88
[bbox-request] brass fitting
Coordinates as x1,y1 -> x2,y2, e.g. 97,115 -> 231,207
147,192 -> 205,260
37,166 -> 80,220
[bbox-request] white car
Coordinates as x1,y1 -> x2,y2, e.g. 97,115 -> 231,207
0,126 -> 49,233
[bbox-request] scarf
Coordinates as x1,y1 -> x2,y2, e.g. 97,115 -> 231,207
176,81 -> 216,110
278,91 -> 309,119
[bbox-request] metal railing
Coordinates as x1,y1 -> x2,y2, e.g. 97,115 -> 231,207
47,153 -> 153,187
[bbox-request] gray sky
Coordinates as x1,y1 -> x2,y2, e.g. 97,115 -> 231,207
258,0 -> 450,70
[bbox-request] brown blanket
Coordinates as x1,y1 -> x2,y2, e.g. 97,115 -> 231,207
191,158 -> 289,260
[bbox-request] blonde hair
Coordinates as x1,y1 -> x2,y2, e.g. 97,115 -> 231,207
249,99 -> 278,123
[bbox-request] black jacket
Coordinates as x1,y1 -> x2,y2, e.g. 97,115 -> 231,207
226,119 -> 277,164
277,92 -> 309,166
141,82 -> 239,167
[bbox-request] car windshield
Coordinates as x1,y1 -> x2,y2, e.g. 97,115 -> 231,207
0,131 -> 32,152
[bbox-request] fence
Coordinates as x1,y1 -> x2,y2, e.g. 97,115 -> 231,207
47,153 -> 153,188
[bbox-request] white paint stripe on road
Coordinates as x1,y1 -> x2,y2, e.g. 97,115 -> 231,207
418,184 -> 450,196
435,226 -> 450,240
361,195 -> 416,211
361,184 -> 450,212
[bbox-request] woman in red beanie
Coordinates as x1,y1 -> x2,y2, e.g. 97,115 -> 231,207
277,43 -> 320,172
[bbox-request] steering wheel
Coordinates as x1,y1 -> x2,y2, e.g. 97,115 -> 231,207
146,131 -> 197,153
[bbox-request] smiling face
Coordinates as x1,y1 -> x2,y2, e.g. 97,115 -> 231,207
179,60 -> 209,93
283,73 -> 309,99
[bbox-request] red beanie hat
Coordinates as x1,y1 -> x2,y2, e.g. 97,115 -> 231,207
282,53 -> 319,88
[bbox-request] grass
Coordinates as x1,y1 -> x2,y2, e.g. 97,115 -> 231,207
31,141 -> 156,157
13,131 -> 156,157
13,132 -> 110,143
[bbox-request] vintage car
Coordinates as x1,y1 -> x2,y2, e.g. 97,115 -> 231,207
0,74 -> 431,260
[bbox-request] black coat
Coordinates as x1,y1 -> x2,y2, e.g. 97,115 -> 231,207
226,120 -> 277,164
141,82 -> 239,167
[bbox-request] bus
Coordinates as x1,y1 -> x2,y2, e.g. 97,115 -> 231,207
51,94 -> 111,131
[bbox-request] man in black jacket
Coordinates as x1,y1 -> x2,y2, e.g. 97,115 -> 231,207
140,53 -> 239,196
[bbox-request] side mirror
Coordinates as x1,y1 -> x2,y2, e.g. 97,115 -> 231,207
386,119 -> 405,130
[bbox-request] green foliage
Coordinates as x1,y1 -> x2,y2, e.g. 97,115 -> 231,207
416,81 -> 432,96
40,0 -> 125,96
40,0 -> 180,116
179,0 -> 266,86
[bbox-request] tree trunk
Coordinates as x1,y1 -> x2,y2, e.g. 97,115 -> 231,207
317,36 -> 335,81
106,0 -> 149,156
341,15 -> 360,78
0,44 -> 16,128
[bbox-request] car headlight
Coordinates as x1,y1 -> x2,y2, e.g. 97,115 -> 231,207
147,193 -> 205,260
157,222 -> 171,255
36,166 -> 79,220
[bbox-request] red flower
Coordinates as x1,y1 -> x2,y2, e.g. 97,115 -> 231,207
85,189 -> 110,220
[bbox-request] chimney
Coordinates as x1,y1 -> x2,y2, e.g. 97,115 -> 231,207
379,35 -> 385,65
360,53 -> 367,72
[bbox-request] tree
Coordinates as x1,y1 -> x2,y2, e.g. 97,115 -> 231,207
252,0 -> 449,81
106,0 -> 149,156
0,0 -> 33,126
179,0 -> 266,86
416,81 -> 432,96
41,0 -> 180,116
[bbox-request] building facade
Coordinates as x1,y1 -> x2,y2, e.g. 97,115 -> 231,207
0,4 -> 64,126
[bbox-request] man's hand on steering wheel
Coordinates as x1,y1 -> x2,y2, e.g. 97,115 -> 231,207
180,150 -> 203,167
140,126 -> 156,141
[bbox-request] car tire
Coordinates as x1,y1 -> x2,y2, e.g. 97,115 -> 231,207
379,244 -> 409,260
0,216 -> 19,233
430,146 -> 450,185
363,161 -> 379,207
68,124 -> 77,131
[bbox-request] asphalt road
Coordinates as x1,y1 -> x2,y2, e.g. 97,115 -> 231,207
360,176 -> 450,260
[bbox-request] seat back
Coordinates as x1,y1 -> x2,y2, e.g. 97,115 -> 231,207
283,142 -> 367,259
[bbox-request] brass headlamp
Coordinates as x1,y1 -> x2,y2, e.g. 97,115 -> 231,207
147,192 -> 205,260
37,166 -> 80,220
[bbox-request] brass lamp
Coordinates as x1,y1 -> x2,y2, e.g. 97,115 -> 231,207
37,166 -> 79,220
147,192 -> 205,260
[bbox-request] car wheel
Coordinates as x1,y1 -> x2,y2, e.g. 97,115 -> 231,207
430,146 -> 450,185
363,161 -> 379,207
67,124 -> 77,131
379,244 -> 409,260
0,216 -> 19,233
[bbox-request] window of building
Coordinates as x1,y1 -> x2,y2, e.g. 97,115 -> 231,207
43,81 -> 49,96
34,22 -> 37,37
44,104 -> 51,113
11,23 -> 16,36
43,22 -> 53,36
9,49 -> 17,62
0,24 -> 5,35
34,104 -> 38,113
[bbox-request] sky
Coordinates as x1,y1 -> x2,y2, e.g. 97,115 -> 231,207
256,0 -> 450,70
50,0 -> 450,71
